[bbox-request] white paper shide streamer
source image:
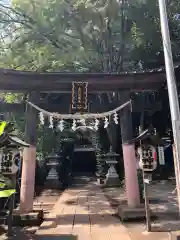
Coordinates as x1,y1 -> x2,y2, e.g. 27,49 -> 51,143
49,116 -> 53,128
72,119 -> 77,131
94,119 -> 99,131
39,112 -> 45,125
113,112 -> 118,124
80,119 -> 86,126
104,117 -> 109,128
58,120 -> 64,132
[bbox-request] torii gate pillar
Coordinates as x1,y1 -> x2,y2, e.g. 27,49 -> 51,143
120,92 -> 140,207
20,92 -> 38,213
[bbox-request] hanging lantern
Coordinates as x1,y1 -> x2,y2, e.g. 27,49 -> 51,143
113,112 -> 118,124
72,119 -> 77,131
39,112 -> 44,125
58,120 -> 64,132
49,116 -> 53,129
104,117 -> 109,128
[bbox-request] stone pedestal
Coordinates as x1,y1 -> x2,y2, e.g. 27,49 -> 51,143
46,161 -> 59,188
46,163 -> 59,180
105,160 -> 120,186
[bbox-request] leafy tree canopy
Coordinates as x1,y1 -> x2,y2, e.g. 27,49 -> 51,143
0,0 -> 179,156
0,0 -> 180,72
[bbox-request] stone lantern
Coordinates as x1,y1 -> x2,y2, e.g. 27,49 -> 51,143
46,154 -> 60,181
105,147 -> 120,186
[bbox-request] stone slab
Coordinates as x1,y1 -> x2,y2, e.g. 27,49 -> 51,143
171,233 -> 178,240
12,209 -> 43,226
129,231 -> 176,240
36,183 -> 132,240
117,204 -> 154,221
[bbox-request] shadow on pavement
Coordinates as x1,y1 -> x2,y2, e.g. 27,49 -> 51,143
35,234 -> 78,240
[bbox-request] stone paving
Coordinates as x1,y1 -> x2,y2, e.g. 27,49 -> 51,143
34,180 -> 177,240
0,179 -> 179,239
103,180 -> 180,238
35,182 -> 132,240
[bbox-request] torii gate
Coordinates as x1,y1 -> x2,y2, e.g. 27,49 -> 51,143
0,66 -> 176,213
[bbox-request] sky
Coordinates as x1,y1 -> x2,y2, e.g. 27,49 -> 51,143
0,0 -> 10,5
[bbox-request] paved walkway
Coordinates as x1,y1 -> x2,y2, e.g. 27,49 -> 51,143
35,182 -> 131,240
103,181 -> 180,231
35,181 -> 177,240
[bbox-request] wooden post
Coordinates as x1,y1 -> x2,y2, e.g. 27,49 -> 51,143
20,92 -> 38,213
120,92 -> 140,207
7,174 -> 16,236
143,172 -> 151,231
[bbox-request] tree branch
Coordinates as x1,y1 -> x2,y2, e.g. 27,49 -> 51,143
0,3 -> 74,51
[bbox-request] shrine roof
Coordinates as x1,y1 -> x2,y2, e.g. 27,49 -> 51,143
1,64 -> 179,76
8,135 -> 29,148
0,64 -> 179,92
0,134 -> 29,148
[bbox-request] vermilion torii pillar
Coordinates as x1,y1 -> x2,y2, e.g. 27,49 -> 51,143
20,91 -> 38,213
120,92 -> 140,207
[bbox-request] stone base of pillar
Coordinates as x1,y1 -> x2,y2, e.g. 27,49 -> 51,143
117,204 -> 154,221
20,146 -> 36,213
12,209 -> 43,226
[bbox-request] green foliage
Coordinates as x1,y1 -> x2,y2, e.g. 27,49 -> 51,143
0,121 -> 7,136
2,0 -> 180,71
0,93 -> 24,103
0,175 -> 13,189
56,139 -> 74,187
35,160 -> 49,186
0,174 -> 15,198
95,123 -> 110,178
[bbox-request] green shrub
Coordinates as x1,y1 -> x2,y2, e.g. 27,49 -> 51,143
96,154 -> 108,179
35,160 -> 49,186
